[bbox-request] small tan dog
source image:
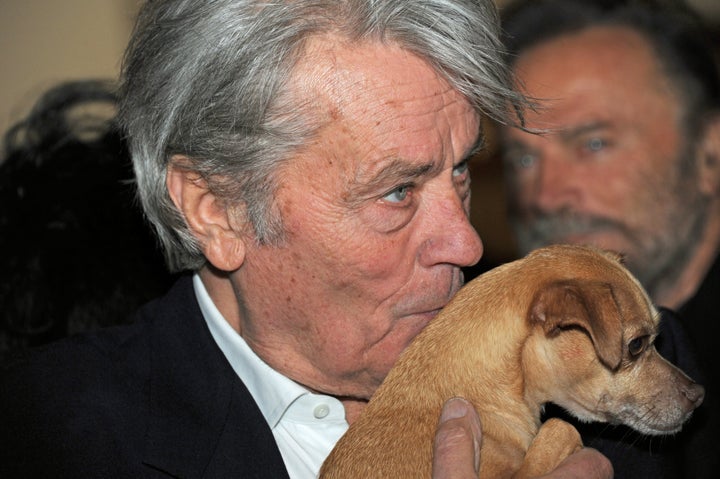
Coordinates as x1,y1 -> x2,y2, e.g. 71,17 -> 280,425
320,245 -> 704,478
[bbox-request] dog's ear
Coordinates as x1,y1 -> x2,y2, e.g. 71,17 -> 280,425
529,280 -> 623,370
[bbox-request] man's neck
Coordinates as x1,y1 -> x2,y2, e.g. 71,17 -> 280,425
199,266 -> 243,333
342,398 -> 369,425
654,210 -> 720,309
199,266 -> 372,426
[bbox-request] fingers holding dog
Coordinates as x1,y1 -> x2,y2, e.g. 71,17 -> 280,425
433,398 -> 482,479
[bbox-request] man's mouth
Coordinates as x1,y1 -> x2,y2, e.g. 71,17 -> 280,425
396,268 -> 464,322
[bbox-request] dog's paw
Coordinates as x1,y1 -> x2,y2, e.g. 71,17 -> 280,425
512,418 -> 583,478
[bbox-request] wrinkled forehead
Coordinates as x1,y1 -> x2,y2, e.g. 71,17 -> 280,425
290,35 -> 479,132
276,36 -> 483,187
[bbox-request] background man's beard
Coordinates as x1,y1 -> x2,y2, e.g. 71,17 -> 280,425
512,213 -> 624,255
511,208 -> 708,302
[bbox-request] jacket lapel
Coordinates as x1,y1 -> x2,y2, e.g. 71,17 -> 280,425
141,276 -> 290,478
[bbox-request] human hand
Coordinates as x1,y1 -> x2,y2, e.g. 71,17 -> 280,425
432,397 -> 481,479
534,448 -> 613,479
432,398 -> 613,479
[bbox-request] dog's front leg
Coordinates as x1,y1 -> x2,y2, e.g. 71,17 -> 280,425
512,418 -> 583,478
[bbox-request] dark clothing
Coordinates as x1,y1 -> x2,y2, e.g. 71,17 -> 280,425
678,252 -> 720,407
0,275 -> 290,479
544,307 -> 719,479
2,274 -> 718,478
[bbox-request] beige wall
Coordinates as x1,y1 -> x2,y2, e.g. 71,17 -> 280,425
0,0 -> 139,136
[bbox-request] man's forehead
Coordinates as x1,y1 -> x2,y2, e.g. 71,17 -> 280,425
287,35 -> 483,181
294,35 -> 470,120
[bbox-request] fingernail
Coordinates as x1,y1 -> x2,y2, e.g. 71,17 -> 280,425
440,397 -> 471,422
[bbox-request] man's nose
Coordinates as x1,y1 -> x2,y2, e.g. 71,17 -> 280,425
532,153 -> 582,213
418,189 -> 483,268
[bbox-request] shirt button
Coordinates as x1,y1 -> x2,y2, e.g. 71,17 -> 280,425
313,404 -> 330,419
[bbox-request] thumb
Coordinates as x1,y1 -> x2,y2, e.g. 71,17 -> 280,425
432,397 -> 482,479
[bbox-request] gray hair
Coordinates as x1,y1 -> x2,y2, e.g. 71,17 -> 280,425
119,0 -> 527,272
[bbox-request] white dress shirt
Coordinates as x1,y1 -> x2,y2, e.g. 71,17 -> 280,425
193,274 -> 348,479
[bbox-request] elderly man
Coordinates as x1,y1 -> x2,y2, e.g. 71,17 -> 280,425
0,1 -> 610,478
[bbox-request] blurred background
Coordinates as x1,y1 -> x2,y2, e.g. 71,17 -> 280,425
1,0 -> 719,266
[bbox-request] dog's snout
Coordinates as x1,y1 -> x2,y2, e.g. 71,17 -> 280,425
683,383 -> 705,408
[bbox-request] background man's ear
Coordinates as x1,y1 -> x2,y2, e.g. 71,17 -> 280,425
698,116 -> 720,195
166,156 -> 246,271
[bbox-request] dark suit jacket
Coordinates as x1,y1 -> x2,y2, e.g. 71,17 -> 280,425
679,252 -> 720,414
0,275 -> 291,478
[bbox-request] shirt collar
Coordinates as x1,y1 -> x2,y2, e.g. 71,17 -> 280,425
192,273 -> 310,429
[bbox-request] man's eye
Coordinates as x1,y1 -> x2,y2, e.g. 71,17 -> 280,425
586,137 -> 606,152
452,160 -> 469,177
382,185 -> 410,203
506,152 -> 536,169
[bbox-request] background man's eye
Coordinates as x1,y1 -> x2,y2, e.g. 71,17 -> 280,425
383,185 -> 410,203
515,153 -> 536,169
586,137 -> 605,152
521,154 -> 534,167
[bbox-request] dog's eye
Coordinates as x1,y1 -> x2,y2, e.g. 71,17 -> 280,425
628,335 -> 649,357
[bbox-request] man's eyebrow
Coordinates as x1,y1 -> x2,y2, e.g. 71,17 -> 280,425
353,159 -> 439,195
346,131 -> 486,204
557,120 -> 613,142
354,132 -> 485,189
466,130 -> 487,158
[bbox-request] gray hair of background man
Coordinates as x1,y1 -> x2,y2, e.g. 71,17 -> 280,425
119,0 -> 527,272
501,0 -> 720,168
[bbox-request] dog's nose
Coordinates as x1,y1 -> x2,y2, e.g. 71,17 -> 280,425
683,383 -> 705,408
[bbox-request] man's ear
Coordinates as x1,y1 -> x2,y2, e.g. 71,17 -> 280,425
166,156 -> 246,272
698,116 -> 720,195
